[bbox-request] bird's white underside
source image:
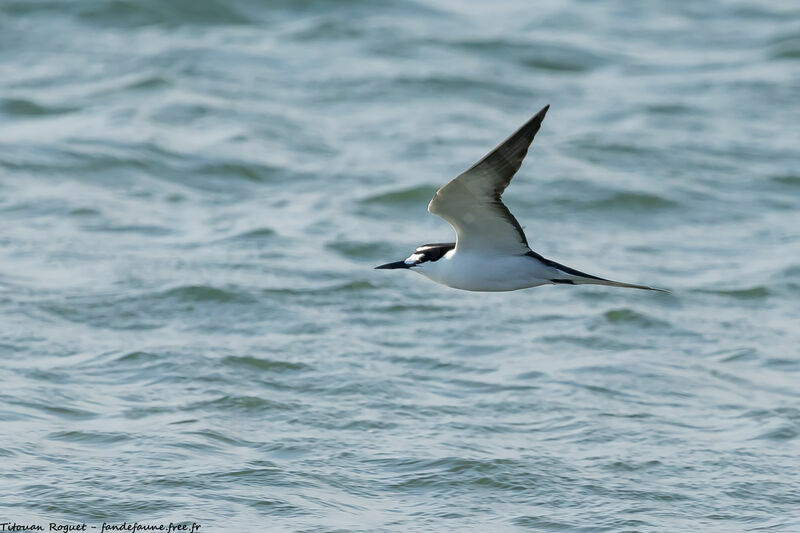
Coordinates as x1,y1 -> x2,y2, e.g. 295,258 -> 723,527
410,250 -> 553,292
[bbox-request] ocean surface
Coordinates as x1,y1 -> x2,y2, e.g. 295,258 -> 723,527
2,1 -> 800,531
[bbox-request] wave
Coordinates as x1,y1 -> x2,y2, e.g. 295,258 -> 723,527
359,185 -> 436,206
603,308 -> 672,328
696,286 -> 770,299
0,97 -> 78,117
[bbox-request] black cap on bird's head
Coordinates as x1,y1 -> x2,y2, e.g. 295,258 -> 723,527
375,243 -> 455,270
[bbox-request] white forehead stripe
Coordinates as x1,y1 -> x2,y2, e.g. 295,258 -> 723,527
404,253 -> 424,264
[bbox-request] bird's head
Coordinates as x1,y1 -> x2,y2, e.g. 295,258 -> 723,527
374,243 -> 455,271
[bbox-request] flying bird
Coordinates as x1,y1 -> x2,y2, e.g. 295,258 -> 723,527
375,105 -> 666,293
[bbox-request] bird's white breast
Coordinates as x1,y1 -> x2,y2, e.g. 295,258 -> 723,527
414,250 -> 550,292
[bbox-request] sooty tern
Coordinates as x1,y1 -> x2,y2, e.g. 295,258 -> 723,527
376,105 -> 666,293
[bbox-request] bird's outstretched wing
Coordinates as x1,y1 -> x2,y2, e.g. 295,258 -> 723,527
428,105 -> 549,255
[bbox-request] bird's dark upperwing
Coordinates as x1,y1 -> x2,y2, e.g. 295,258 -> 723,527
428,105 -> 549,255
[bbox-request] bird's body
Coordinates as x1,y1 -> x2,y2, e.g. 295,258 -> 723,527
421,250 -> 541,292
405,245 -> 544,292
376,105 -> 666,293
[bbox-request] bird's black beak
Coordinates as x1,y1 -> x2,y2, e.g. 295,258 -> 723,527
374,260 -> 411,270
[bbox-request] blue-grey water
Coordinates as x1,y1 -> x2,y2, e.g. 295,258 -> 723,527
2,1 -> 800,531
